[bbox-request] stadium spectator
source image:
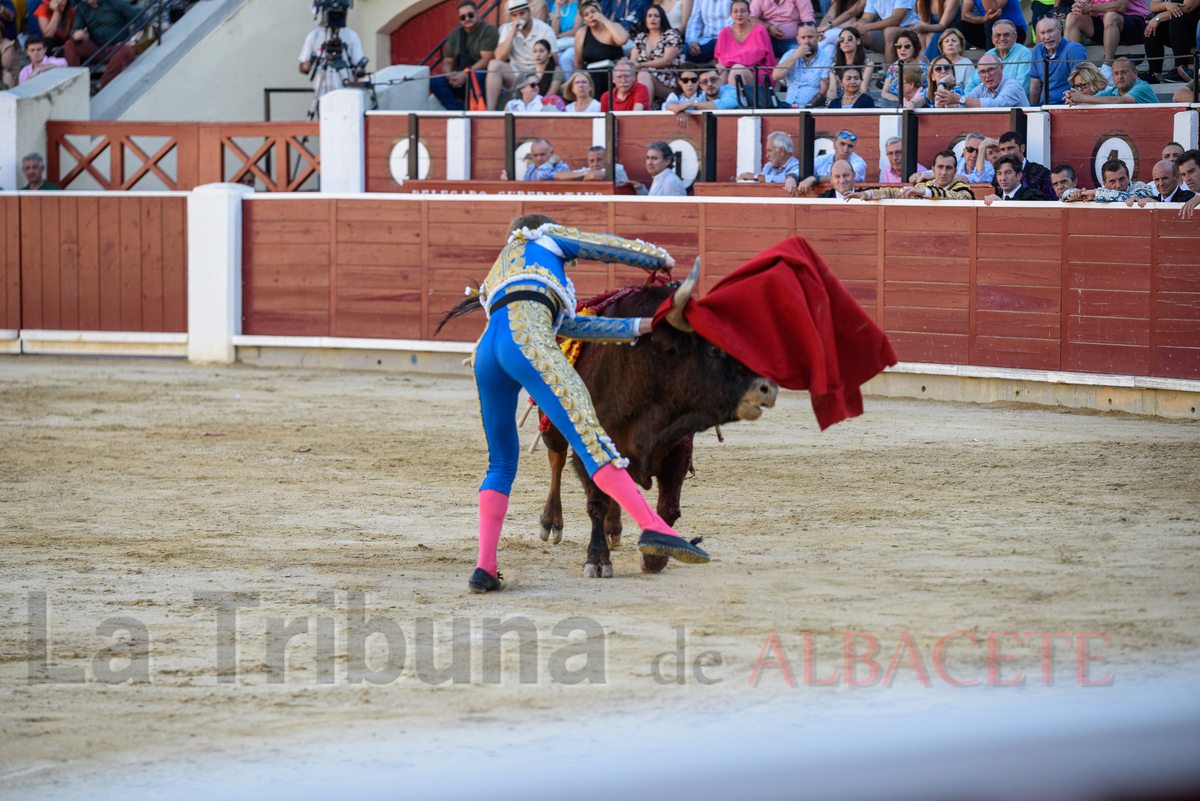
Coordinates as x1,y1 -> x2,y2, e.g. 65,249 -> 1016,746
937,27 -> 974,86
665,66 -> 740,115
1138,158 -> 1195,203
550,0 -> 583,72
1050,164 -> 1078,199
1061,158 -> 1155,202
530,38 -> 566,96
909,0 -> 960,58
1141,0 -> 1198,85
956,0 -> 1027,49
500,137 -> 571,180
1162,142 -> 1184,163
852,149 -> 975,199
829,26 -> 875,92
815,0 -> 869,50
1066,60 -> 1109,98
879,135 -> 927,182
984,154 -> 1048,203
981,136 -> 1001,165
686,0 -> 732,62
19,37 -> 68,84
631,4 -> 684,101
658,0 -> 695,30
855,0 -> 919,63
1176,149 -> 1200,218
940,52 -> 1027,106
556,145 -> 642,188
488,0 -> 558,110
505,71 -> 548,110
1064,0 -> 1148,79
33,0 -> 73,51
574,0 -> 627,97
0,0 -> 17,90
65,0 -> 139,91
299,14 -> 366,97
1028,16 -> 1087,106
992,131 -> 1054,200
825,64 -> 876,105
1065,56 -> 1158,104
21,153 -> 62,191
716,0 -> 778,88
784,129 -> 866,194
774,24 -> 832,107
818,158 -> 858,197
879,30 -> 925,103
562,70 -> 602,110
906,55 -> 962,107
646,141 -> 689,195
750,0 -> 816,59
738,130 -> 801,182
900,62 -> 928,105
430,1 -> 498,111
600,58 -> 650,108
601,0 -> 653,34
962,20 -> 1031,94
959,132 -> 994,182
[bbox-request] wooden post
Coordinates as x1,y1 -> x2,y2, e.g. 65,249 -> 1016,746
797,110 -> 815,181
504,113 -> 516,180
900,109 -> 919,182
701,112 -> 718,183
408,112 -> 420,181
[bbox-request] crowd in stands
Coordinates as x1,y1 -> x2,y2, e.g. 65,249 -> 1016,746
0,0 -> 193,92
430,0 -> 1199,111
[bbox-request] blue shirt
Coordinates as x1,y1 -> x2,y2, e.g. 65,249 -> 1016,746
760,156 -> 800,182
664,84 -> 739,109
958,155 -> 994,183
686,0 -> 731,44
522,160 -> 571,180
780,45 -> 834,107
1029,39 -> 1086,105
1097,79 -> 1159,104
789,152 -> 867,180
600,0 -> 651,31
964,43 -> 1032,94
966,74 -> 1028,107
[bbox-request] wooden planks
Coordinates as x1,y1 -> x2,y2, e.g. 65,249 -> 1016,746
365,115 -> 449,193
1,197 -> 21,330
243,198 -> 332,336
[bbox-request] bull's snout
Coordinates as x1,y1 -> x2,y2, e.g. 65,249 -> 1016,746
736,378 -> 779,420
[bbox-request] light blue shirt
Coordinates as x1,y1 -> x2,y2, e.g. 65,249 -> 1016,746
760,156 -> 800,182
521,160 -> 571,180
685,0 -> 731,44
1097,79 -> 1160,104
966,75 -> 1028,108
665,84 -> 739,110
787,151 -> 867,180
780,45 -> 834,108
863,0 -> 919,27
958,155 -> 994,183
964,43 -> 1032,94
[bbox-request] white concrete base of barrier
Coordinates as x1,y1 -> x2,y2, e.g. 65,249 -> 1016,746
6,330 -> 188,357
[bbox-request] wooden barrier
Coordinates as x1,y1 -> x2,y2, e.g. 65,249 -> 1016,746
240,195 -> 1200,381
16,194 -> 188,332
401,180 -> 638,195
46,122 -> 319,192
1,196 -> 18,330
694,182 -> 993,198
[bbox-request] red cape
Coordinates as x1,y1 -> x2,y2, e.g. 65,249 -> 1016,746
653,237 -> 897,431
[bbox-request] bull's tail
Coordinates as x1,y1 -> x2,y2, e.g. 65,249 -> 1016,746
434,296 -> 484,336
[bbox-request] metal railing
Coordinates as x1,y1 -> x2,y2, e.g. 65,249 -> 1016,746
418,0 -> 505,71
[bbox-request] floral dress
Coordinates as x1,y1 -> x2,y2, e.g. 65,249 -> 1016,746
632,28 -> 684,89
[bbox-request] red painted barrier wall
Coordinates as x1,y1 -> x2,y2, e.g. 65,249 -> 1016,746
241,196 -> 1200,381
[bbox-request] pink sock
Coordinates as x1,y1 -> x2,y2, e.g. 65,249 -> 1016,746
476,489 -> 509,576
592,463 -> 681,538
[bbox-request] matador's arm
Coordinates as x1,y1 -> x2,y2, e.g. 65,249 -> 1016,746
529,225 -> 670,271
556,314 -> 643,342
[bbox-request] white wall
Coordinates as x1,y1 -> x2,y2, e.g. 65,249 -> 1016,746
0,69 -> 91,191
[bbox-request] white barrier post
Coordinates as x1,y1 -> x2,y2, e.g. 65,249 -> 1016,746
318,88 -> 366,193
1027,111 -> 1051,168
1174,110 -> 1199,151
188,183 -> 254,365
591,117 -> 606,148
736,116 -> 762,179
447,117 -> 472,181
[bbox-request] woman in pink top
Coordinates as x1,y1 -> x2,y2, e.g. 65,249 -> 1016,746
715,0 -> 778,86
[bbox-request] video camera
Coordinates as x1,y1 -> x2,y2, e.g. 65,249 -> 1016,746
308,0 -> 367,74
313,0 -> 351,30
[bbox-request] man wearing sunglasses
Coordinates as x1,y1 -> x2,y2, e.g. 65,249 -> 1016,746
938,52 -> 1027,107
431,0 -> 499,110
783,129 -> 866,196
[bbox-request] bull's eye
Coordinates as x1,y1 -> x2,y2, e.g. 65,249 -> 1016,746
708,344 -> 721,358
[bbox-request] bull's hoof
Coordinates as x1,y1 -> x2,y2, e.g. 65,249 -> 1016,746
552,526 -> 563,545
584,562 -> 600,578
601,563 -> 614,578
607,533 -> 621,549
641,553 -> 670,574
539,525 -> 551,542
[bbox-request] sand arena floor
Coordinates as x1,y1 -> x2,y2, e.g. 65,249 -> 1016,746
1,357 -> 1198,793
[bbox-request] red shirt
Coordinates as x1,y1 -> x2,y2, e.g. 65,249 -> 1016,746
34,2 -> 74,38
600,83 -> 650,111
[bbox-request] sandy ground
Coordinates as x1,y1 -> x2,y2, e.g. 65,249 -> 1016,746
1,357 -> 1199,795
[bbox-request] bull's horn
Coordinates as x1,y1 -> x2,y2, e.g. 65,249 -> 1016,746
666,258 -> 700,333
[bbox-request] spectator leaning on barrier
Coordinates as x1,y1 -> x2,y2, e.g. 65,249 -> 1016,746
1176,149 -> 1200,219
750,0 -> 817,59
943,52 -> 1027,106
1061,158 -> 1155,202
65,0 -> 139,91
1067,56 -> 1159,104
686,0 -> 733,61
20,36 -> 69,84
21,153 -> 62,191
1029,16 -> 1087,106
1138,158 -> 1196,204
556,145 -> 645,190
958,132 -> 995,183
852,149 -> 976,199
1066,60 -> 1109,98
739,130 -> 801,182
826,64 -> 877,105
907,55 -> 963,107
962,19 -> 1031,95
431,1 -> 499,111
817,159 -> 858,198
774,24 -> 833,107
784,129 -> 867,195
666,66 -> 740,114
1050,164 -> 1078,199
880,136 -> 927,182
993,130 -> 1054,201
646,141 -> 689,195
500,137 -> 571,180
1064,0 -> 1148,79
984,154 -> 1049,203
488,0 -> 558,109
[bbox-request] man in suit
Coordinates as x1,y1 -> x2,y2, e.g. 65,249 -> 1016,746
984,155 -> 1048,204
991,130 -> 1053,201
1140,159 -> 1196,204
816,159 -> 856,199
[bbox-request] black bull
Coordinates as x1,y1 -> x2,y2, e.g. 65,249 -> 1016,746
538,282 -> 779,577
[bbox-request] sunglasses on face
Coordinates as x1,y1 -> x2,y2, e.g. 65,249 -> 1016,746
932,64 -> 953,72
1070,81 -> 1086,88
837,35 -> 857,42
964,145 -> 977,153
679,75 -> 698,83
459,11 -> 476,18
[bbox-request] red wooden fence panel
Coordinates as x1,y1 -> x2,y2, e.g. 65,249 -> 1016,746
1,197 -> 19,330
366,115 -> 449,192
17,194 -> 187,333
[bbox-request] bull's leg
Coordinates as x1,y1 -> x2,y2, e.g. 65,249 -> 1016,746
604,501 -> 622,549
572,454 -> 613,578
642,436 -> 694,574
539,423 -> 569,545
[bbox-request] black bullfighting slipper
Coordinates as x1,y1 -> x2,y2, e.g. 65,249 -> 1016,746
468,568 -> 504,593
637,531 -> 710,564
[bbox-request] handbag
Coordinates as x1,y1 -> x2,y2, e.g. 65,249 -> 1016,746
467,69 -> 488,111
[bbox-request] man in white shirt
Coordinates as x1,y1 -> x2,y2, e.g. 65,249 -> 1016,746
486,0 -> 557,109
646,141 -> 688,195
855,0 -> 919,63
299,23 -> 366,96
555,146 -> 644,192
937,53 -> 1027,107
